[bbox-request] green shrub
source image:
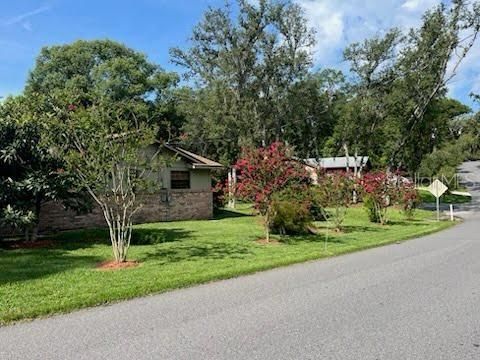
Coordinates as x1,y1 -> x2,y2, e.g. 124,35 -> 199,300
269,187 -> 315,235
270,199 -> 312,235
418,141 -> 466,189
363,195 -> 381,223
130,229 -> 180,245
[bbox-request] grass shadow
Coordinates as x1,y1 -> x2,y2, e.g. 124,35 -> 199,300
280,223 -> 384,245
0,248 -> 102,285
131,228 -> 195,245
279,231 -> 346,245
214,209 -> 254,220
54,228 -> 110,249
141,242 -> 253,264
335,225 -> 381,234
388,220 -> 429,226
52,227 -> 195,249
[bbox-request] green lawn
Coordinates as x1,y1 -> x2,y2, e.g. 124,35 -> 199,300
418,189 -> 472,204
0,206 -> 455,325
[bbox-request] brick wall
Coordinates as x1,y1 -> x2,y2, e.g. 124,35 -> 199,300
37,190 -> 213,233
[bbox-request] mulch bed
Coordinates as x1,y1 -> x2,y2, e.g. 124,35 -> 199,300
96,260 -> 140,271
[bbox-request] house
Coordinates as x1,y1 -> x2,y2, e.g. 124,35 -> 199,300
301,156 -> 370,184
38,144 -> 223,233
305,156 -> 370,174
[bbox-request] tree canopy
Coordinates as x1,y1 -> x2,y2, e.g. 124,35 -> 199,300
171,0 -> 315,162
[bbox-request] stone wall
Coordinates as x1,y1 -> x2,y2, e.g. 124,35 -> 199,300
37,190 -> 213,233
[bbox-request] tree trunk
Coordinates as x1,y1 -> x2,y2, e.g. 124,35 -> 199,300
264,211 -> 270,242
102,205 -> 134,263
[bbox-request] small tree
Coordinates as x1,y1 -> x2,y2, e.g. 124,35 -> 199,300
316,172 -> 355,231
399,181 -> 420,220
48,103 -> 163,263
358,171 -> 398,225
234,142 -> 309,242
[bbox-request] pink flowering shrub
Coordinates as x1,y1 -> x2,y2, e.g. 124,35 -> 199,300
358,171 -> 420,224
358,171 -> 399,224
234,142 -> 310,241
400,181 -> 420,219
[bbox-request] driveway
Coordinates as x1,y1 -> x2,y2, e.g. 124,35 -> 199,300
1,162 -> 480,360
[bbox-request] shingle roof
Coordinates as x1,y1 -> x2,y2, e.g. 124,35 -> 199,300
304,156 -> 369,169
164,144 -> 223,169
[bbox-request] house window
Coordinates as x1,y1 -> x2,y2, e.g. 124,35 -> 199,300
171,171 -> 190,189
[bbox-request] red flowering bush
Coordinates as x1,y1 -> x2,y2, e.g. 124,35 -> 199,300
358,171 -> 399,224
212,178 -> 227,210
234,142 -> 310,241
399,181 -> 420,219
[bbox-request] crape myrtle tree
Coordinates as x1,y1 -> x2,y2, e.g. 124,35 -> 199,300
27,40 -> 178,262
234,142 -> 309,242
358,172 -> 399,225
50,103 -> 162,262
0,95 -> 88,241
316,172 -> 355,232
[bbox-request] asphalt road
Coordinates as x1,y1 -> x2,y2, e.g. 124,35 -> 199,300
1,162 -> 480,360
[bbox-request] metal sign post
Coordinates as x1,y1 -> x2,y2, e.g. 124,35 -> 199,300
427,179 -> 448,221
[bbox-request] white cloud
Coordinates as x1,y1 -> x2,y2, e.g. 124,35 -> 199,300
296,1 -> 343,62
401,0 -> 439,12
295,0 -> 480,107
402,0 -> 424,11
1,5 -> 50,27
22,21 -> 33,32
295,0 -> 449,64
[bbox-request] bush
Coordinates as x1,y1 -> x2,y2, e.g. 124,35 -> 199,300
363,195 -> 381,223
212,179 -> 227,210
418,141 -> 466,189
270,199 -> 312,235
401,187 -> 420,220
0,205 -> 36,241
269,186 -> 315,235
234,142 -> 310,241
358,172 -> 398,225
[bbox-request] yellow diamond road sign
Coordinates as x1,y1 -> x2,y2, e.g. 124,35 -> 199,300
428,179 -> 448,198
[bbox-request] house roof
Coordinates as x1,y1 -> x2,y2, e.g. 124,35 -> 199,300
164,144 -> 223,169
304,156 -> 370,169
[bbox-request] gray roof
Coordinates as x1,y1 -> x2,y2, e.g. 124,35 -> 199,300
164,144 -> 223,169
304,156 -> 369,169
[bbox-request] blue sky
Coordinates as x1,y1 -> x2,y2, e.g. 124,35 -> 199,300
1,0 -> 479,109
